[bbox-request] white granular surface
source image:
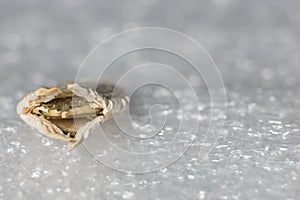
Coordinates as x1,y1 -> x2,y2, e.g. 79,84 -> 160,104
0,1 -> 300,199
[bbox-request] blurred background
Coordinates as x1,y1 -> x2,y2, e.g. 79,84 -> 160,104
0,0 -> 299,199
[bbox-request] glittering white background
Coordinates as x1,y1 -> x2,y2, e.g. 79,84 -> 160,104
0,0 -> 300,199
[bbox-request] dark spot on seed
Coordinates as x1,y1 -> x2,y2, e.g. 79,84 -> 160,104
69,132 -> 76,138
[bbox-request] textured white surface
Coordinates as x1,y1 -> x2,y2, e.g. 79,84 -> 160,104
1,0 -> 300,199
